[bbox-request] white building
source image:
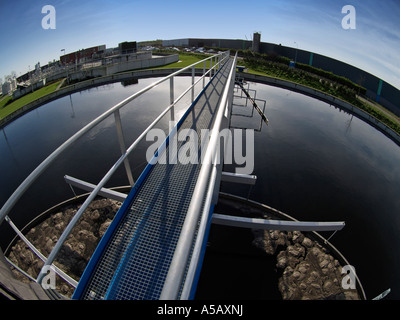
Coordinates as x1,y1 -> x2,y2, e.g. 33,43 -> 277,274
2,78 -> 17,96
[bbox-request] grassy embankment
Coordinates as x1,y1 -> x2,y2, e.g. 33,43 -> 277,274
155,51 -> 212,69
0,80 -> 61,120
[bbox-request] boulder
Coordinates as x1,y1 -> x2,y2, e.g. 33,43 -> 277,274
99,219 -> 112,238
301,237 -> 313,248
276,250 -> 288,269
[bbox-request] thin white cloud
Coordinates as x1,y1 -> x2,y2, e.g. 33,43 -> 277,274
2,0 -> 399,90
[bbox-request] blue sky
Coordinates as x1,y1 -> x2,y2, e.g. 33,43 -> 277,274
1,0 -> 399,89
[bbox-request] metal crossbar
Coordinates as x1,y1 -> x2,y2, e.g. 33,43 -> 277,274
211,214 -> 345,231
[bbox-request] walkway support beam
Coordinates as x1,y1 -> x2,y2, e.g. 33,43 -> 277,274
212,213 -> 345,231
64,175 -> 127,202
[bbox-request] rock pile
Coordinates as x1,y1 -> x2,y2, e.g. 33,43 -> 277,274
252,229 -> 360,300
7,197 -> 361,300
7,199 -> 121,298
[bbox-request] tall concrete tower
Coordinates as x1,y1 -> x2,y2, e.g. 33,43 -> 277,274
252,32 -> 261,53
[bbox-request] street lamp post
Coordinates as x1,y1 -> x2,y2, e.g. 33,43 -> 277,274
61,49 -> 68,83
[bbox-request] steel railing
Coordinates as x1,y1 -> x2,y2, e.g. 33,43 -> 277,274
0,51 -> 231,288
160,52 -> 238,300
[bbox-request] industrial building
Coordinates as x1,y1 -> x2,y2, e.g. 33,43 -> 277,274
118,41 -> 137,54
59,42 -> 138,66
60,45 -> 106,65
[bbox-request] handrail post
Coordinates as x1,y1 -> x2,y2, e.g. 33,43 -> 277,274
203,61 -> 206,89
114,110 -> 135,186
210,56 -> 213,79
191,65 -> 195,103
170,76 -> 175,121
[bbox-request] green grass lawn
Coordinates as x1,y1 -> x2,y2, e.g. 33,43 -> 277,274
0,80 -> 61,120
0,95 -> 13,110
155,53 -> 213,70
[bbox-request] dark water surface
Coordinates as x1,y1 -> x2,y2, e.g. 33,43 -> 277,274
1,78 -> 399,299
222,83 -> 400,299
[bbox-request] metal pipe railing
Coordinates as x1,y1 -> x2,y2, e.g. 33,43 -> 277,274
159,52 -> 238,300
35,52 -> 229,285
179,139 -> 220,299
36,86 -> 186,284
5,216 -> 78,287
1,51 -> 230,287
0,51 -> 229,226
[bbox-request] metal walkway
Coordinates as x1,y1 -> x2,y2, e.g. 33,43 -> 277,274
71,56 -> 235,300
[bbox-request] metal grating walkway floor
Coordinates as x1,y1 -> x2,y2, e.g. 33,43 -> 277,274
73,58 -> 233,300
